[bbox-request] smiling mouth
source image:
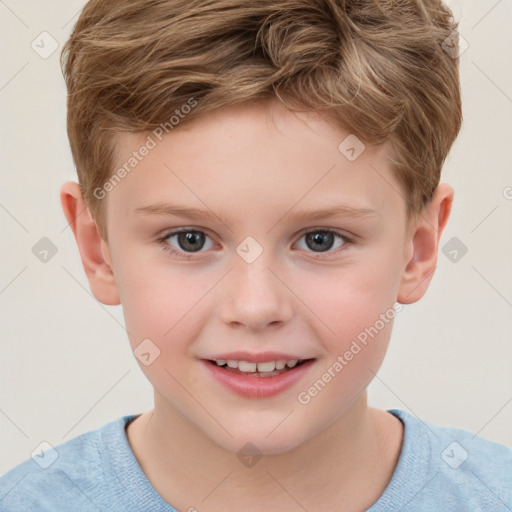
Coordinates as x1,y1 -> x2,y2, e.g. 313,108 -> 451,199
207,358 -> 315,377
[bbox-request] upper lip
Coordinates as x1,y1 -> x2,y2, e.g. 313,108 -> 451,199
203,351 -> 315,363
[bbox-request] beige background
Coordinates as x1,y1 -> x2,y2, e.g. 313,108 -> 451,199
1,0 -> 511,475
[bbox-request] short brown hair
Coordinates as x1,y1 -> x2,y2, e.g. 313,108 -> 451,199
61,0 -> 462,240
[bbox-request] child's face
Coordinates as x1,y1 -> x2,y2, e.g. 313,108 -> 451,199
101,101 -> 415,453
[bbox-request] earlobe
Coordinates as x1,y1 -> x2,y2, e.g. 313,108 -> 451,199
60,181 -> 121,306
397,183 -> 454,304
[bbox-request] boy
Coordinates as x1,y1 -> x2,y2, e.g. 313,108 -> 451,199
1,0 -> 511,510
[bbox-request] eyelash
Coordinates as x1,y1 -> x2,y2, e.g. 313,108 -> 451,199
156,227 -> 355,260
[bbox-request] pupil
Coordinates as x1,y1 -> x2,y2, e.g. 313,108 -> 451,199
306,231 -> 334,252
179,231 -> 204,252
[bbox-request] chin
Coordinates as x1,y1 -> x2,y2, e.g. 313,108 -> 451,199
204,418 -> 316,457
217,434 -> 305,457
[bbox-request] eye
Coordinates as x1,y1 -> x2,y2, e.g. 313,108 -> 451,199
158,229 -> 215,259
157,228 -> 353,259
295,229 -> 351,256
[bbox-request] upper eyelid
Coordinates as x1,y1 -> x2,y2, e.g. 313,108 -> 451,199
296,226 -> 352,237
161,226 -> 352,238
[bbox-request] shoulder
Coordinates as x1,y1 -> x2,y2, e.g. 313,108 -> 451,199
374,409 -> 512,512
0,415 -> 137,512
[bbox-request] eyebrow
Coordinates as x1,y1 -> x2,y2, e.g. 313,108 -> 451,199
134,202 -> 382,225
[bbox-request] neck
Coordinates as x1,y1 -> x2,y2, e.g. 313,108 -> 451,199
126,391 -> 403,512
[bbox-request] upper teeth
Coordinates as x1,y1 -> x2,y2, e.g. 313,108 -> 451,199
215,359 -> 300,372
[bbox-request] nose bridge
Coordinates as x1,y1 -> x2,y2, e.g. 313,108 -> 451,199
218,241 -> 293,329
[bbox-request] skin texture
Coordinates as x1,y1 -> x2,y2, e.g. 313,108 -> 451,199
61,100 -> 453,511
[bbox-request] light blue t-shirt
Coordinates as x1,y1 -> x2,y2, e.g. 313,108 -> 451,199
0,409 -> 511,511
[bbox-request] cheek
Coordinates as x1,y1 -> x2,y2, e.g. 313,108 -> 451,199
294,268 -> 399,419
114,256 -> 219,376
115,261 -> 210,399
114,245 -> 202,326
296,258 -> 401,346
288,254 -> 402,401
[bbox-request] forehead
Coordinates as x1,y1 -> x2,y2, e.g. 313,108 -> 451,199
109,101 -> 406,225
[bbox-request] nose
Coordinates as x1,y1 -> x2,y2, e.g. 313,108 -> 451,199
217,254 -> 294,332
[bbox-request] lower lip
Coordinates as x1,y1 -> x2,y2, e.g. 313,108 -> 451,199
202,359 -> 316,399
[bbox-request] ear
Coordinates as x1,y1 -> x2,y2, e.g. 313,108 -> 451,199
60,181 -> 120,305
397,183 -> 453,304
